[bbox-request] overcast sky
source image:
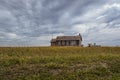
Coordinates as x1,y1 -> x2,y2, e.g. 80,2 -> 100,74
0,0 -> 120,46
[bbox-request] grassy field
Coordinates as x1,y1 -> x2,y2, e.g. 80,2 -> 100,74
0,47 -> 120,80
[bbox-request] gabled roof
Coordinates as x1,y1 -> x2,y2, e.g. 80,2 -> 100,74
51,39 -> 56,42
51,33 -> 82,43
56,36 -> 82,40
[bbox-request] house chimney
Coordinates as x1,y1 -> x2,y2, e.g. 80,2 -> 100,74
78,33 -> 82,46
79,33 -> 82,41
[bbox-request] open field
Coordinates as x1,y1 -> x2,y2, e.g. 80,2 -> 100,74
0,47 -> 120,80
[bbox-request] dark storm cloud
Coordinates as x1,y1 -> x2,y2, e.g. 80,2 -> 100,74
0,0 -> 120,46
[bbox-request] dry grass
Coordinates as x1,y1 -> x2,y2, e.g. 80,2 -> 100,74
0,47 -> 120,80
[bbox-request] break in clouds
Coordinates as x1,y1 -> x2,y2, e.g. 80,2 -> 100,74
0,0 -> 120,46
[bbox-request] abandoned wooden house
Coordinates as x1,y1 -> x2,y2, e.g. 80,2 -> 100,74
51,34 -> 82,46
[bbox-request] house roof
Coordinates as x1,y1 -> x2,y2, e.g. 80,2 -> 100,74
56,36 -> 82,41
51,34 -> 82,43
51,39 -> 56,42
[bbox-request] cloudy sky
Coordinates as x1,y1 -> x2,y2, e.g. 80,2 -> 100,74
0,0 -> 120,46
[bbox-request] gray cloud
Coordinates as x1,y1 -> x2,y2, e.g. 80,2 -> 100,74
0,0 -> 120,46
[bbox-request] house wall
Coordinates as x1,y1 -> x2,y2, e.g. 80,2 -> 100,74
57,41 -> 61,46
51,40 -> 82,46
66,41 -> 70,46
51,42 -> 56,46
79,40 -> 82,46
70,40 -> 76,46
60,40 -> 80,46
62,41 -> 65,46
